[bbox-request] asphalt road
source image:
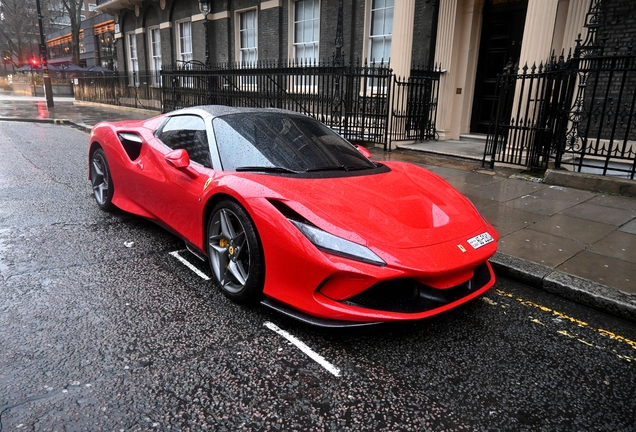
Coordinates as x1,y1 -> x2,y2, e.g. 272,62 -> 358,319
1,121 -> 635,431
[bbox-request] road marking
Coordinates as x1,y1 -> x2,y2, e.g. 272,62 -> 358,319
264,321 -> 341,377
484,289 -> 636,361
169,251 -> 210,280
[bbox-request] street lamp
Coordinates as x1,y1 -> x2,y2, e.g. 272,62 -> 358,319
35,0 -> 54,108
198,0 -> 211,66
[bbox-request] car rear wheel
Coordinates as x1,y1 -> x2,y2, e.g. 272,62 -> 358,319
207,200 -> 264,303
90,148 -> 114,211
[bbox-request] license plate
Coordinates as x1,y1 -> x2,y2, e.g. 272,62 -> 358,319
467,232 -> 494,249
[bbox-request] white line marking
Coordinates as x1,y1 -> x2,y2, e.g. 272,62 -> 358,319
264,321 -> 341,377
169,251 -> 211,280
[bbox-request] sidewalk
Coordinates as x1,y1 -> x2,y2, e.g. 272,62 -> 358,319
2,94 -> 635,321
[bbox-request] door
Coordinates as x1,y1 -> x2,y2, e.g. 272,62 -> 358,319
470,0 -> 528,134
131,114 -> 213,243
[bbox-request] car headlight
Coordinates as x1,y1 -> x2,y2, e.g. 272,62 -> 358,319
289,220 -> 386,266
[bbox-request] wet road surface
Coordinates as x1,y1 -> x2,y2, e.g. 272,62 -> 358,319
1,122 -> 635,431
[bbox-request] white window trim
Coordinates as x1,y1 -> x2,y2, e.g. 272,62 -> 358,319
235,7 -> 258,64
148,26 -> 162,86
235,8 -> 259,90
362,0 -> 393,93
364,0 -> 393,67
126,31 -> 139,85
175,18 -> 193,66
289,0 -> 320,65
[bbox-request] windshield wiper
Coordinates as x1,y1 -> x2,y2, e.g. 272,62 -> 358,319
235,166 -> 301,174
306,164 -> 375,172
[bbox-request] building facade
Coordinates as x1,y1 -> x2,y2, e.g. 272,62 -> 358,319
94,0 -> 632,142
47,13 -> 117,69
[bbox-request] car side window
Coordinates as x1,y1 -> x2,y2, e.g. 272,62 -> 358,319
156,115 -> 212,168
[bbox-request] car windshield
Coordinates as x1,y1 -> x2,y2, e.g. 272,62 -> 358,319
212,112 -> 377,173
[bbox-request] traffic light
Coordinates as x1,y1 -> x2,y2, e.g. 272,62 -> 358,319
30,57 -> 40,67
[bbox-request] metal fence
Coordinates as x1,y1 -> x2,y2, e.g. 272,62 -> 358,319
70,61 -> 440,150
73,72 -> 162,111
390,70 -> 441,143
484,0 -> 636,179
482,58 -> 577,170
162,60 -> 441,150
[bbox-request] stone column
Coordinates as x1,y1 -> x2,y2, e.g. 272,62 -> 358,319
391,0 -> 416,80
561,0 -> 590,56
433,0 -> 459,140
518,0 -> 560,67
433,0 -> 484,140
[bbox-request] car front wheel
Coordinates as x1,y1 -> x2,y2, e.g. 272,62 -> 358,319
90,148 -> 114,211
207,200 -> 264,303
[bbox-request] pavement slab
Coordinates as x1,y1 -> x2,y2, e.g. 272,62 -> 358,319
469,178 -> 545,202
588,231 -> 636,265
480,205 -> 546,231
561,202 -> 636,226
557,252 -> 636,294
528,213 -> 616,244
619,218 -> 636,235
497,230 -> 586,268
503,193 -> 582,216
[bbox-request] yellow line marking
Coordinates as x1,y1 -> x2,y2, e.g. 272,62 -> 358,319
529,317 -> 544,326
481,297 -> 498,306
494,289 -> 636,351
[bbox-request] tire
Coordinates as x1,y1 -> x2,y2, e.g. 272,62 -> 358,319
207,200 -> 264,303
90,148 -> 115,211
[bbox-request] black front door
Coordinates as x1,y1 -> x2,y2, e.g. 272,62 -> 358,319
470,0 -> 528,134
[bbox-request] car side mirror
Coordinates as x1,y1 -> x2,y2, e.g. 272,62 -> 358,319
165,149 -> 190,168
355,145 -> 373,159
165,149 -> 199,178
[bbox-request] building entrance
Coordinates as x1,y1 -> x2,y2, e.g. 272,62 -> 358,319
470,0 -> 528,134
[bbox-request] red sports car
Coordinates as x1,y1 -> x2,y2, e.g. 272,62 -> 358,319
89,106 -> 498,327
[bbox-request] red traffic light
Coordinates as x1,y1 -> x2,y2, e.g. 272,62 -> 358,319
30,58 -> 39,67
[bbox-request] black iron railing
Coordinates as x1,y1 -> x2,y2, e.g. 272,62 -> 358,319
70,61 -> 440,150
162,60 -> 393,145
390,69 -> 441,144
162,60 -> 441,149
73,71 -> 163,111
484,0 -> 636,179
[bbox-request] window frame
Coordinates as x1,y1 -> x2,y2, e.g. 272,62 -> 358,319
156,114 -> 212,168
292,0 -> 320,64
126,31 -> 139,85
367,0 -> 393,67
236,8 -> 258,65
235,8 -> 258,90
148,26 -> 162,86
176,19 -> 193,65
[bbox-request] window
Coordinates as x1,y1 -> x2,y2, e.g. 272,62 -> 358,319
148,27 -> 162,86
126,32 -> 139,84
239,10 -> 257,64
368,0 -> 393,66
212,112 -> 376,173
176,20 -> 193,64
157,115 -> 211,168
293,0 -> 319,63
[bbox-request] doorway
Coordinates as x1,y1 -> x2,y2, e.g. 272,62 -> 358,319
470,0 -> 528,134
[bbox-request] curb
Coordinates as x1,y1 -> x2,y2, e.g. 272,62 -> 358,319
545,169 -> 636,198
0,117 -> 92,133
395,143 -> 484,162
491,251 -> 636,323
0,117 -> 72,126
